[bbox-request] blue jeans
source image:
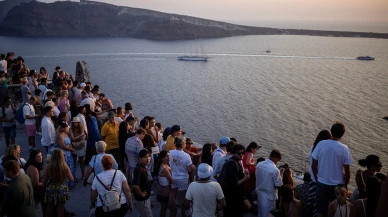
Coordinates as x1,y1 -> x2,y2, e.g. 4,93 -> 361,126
315,181 -> 336,215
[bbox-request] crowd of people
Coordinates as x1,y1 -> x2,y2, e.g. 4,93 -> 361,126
0,52 -> 387,217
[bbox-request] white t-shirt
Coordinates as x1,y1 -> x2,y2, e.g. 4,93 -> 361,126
311,139 -> 353,185
41,116 -> 55,147
0,60 -> 7,73
53,106 -> 60,118
91,169 -> 127,207
185,181 -> 224,217
0,106 -> 16,127
169,149 -> 193,180
89,154 -> 118,176
255,159 -> 283,200
80,97 -> 95,112
38,85 -> 47,100
23,103 -> 36,125
114,117 -> 123,124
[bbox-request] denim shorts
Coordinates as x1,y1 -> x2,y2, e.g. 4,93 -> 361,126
315,181 -> 336,215
3,124 -> 16,139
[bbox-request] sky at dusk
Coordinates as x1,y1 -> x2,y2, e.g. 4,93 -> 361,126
36,0 -> 388,24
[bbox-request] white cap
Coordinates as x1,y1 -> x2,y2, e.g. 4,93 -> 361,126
79,83 -> 86,87
197,163 -> 213,179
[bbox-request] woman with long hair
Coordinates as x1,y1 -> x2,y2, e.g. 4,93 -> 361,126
38,67 -> 49,82
350,177 -> 382,217
243,142 -> 259,201
199,143 -> 214,165
50,121 -> 76,188
42,149 -> 74,217
354,155 -> 382,200
271,185 -> 302,217
58,90 -> 70,113
118,120 -> 134,171
281,164 -> 294,187
69,117 -> 86,181
24,149 -> 44,215
306,130 -> 332,217
155,150 -> 174,217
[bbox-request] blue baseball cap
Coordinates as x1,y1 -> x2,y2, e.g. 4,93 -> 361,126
219,136 -> 230,146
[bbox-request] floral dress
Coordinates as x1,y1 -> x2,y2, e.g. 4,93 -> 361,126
44,178 -> 70,205
50,135 -> 76,187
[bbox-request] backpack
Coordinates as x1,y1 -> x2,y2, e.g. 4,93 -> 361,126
16,103 -> 30,124
96,170 -> 122,212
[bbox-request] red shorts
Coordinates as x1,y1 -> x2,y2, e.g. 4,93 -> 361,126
26,124 -> 36,137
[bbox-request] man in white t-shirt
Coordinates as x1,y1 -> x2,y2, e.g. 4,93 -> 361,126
256,150 -> 284,217
169,136 -> 195,217
312,122 -> 353,217
23,96 -> 39,150
80,91 -> 95,112
185,163 -> 226,217
41,106 -> 56,153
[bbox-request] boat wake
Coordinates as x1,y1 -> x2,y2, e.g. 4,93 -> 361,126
23,52 -> 356,60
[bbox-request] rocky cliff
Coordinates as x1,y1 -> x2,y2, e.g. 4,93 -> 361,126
0,1 -> 387,40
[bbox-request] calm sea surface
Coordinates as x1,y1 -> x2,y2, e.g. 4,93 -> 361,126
1,35 -> 387,178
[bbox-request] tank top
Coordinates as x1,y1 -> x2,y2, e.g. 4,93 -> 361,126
158,165 -> 170,186
58,98 -> 68,112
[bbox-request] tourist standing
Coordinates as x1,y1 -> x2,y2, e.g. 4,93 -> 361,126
69,117 -> 86,180
139,119 -> 155,172
21,77 -> 32,103
0,160 -> 35,217
42,149 -> 74,217
306,129 -> 332,217
166,125 -> 183,151
312,122 -> 353,217
84,104 -> 101,164
169,137 -> 195,217
0,97 -> 17,147
354,155 -> 382,199
351,177 -> 382,217
83,141 -> 118,186
118,118 -> 135,171
101,111 -> 119,161
155,150 -> 174,217
24,96 -> 39,150
91,155 -> 133,217
115,107 -> 124,124
213,141 -> 235,181
255,149 -> 284,217
242,142 -> 260,201
133,149 -> 154,217
219,144 -> 250,217
0,54 -> 7,74
80,91 -> 95,112
212,136 -> 230,181
294,172 -> 312,215
184,163 -> 226,217
125,128 -> 146,181
41,106 -> 56,153
24,149 -> 44,216
327,185 -> 352,217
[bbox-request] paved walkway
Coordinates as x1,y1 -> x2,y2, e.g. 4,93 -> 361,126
0,125 -> 261,217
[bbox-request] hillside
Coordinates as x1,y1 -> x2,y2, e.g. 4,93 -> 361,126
0,1 -> 387,40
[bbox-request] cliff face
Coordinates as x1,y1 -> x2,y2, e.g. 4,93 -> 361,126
0,1 -> 281,40
0,1 -> 387,40
0,0 -> 34,23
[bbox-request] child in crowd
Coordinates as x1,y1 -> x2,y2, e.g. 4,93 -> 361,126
328,185 -> 352,217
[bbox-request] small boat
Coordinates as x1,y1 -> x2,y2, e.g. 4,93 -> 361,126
178,56 -> 208,61
266,44 -> 271,53
357,56 -> 375,60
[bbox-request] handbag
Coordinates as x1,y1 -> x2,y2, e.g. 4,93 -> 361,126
72,140 -> 85,151
87,155 -> 97,185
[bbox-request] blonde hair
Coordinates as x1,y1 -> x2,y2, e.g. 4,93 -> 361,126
61,90 -> 68,98
47,150 -> 69,183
